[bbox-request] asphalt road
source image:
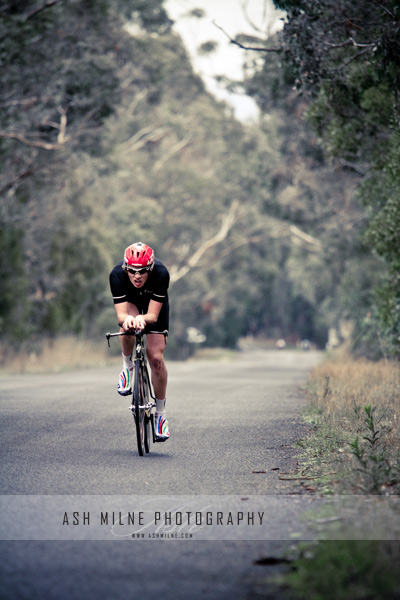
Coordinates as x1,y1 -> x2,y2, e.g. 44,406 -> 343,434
0,346 -> 322,599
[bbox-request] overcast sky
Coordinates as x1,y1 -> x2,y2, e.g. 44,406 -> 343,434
164,0 -> 285,121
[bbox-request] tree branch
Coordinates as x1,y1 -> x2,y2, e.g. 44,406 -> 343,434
324,37 -> 376,49
169,200 -> 240,285
0,107 -> 70,150
0,131 -> 65,150
57,106 -> 68,144
341,46 -> 374,67
25,0 -> 61,21
153,135 -> 192,172
219,233 -> 270,259
213,20 -> 281,53
169,215 -> 323,284
121,125 -> 166,152
337,158 -> 369,176
218,221 -> 322,260
0,161 -> 36,196
289,225 -> 322,248
372,0 -> 397,20
241,0 -> 263,34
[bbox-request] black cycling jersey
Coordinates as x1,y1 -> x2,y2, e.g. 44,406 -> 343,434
109,258 -> 170,334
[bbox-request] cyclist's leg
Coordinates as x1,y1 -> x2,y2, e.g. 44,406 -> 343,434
145,297 -> 169,400
117,301 -> 138,395
146,333 -> 168,400
120,328 -> 135,357
146,332 -> 170,441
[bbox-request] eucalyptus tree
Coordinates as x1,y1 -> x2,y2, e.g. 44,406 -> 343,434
0,0 -> 172,344
243,0 -> 400,356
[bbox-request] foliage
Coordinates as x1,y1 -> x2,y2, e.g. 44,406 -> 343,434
243,41 -> 384,355
284,541 -> 400,600
2,0 -> 398,362
0,0 -> 171,345
350,404 -> 399,493
0,0 -> 341,358
359,133 -> 400,356
266,0 -> 400,356
300,354 -> 400,494
279,354 -> 400,600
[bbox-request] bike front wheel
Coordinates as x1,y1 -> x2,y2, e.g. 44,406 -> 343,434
142,366 -> 153,453
133,362 -> 146,456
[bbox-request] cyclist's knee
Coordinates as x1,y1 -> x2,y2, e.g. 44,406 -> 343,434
148,351 -> 165,371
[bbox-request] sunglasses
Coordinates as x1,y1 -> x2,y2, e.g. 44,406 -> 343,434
126,267 -> 150,275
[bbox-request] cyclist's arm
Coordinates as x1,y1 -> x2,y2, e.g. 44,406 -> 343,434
142,299 -> 163,325
115,300 -> 162,330
114,302 -> 139,329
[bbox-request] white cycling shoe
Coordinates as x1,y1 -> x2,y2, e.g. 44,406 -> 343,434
154,413 -> 170,442
117,367 -> 133,396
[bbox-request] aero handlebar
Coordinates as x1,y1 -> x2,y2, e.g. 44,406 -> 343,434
105,329 -> 143,347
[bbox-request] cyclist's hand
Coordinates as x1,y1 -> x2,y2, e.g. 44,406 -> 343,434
133,315 -> 146,331
122,316 -> 137,331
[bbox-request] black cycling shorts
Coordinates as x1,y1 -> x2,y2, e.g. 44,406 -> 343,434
120,297 -> 169,337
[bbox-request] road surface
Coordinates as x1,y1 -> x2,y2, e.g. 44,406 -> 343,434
0,346 -> 322,599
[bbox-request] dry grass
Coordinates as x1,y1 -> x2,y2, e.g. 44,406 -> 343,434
0,336 -> 118,374
301,352 -> 400,494
307,356 -> 400,417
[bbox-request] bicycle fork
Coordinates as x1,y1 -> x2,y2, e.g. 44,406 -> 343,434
129,361 -> 156,442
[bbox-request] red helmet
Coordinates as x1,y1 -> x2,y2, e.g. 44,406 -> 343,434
124,242 -> 154,270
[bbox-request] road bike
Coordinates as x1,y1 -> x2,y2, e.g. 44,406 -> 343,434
106,329 -> 156,456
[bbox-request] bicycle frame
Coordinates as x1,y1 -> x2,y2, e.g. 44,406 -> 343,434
106,329 -> 156,455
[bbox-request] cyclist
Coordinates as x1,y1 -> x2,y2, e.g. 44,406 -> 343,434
109,242 -> 170,441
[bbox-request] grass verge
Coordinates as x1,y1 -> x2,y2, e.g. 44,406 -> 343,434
274,353 -> 400,600
282,540 -> 400,600
295,352 -> 400,495
0,336 -> 119,374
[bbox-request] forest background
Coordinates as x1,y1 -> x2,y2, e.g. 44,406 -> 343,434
1,0 -> 399,364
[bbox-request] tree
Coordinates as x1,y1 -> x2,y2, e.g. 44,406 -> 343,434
4,0 -> 395,363
0,0 -> 172,346
266,0 -> 400,356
